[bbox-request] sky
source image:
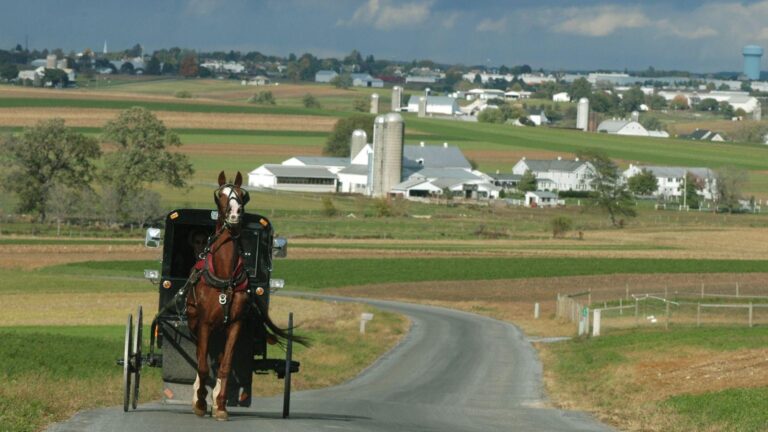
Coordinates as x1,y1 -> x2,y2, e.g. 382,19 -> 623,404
3,0 -> 768,73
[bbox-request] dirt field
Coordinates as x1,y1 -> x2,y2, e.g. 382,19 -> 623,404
0,107 -> 336,131
0,243 -> 157,269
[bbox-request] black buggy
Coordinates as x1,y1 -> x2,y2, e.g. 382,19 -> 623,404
117,208 -> 299,418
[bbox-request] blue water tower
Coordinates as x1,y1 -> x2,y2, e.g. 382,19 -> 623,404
743,45 -> 763,80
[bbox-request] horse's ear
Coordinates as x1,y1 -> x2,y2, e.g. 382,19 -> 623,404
218,171 -> 226,186
234,172 -> 243,188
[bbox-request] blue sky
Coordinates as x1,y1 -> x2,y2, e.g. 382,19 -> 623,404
3,0 -> 768,72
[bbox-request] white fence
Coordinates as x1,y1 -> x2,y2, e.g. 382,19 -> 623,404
555,283 -> 768,336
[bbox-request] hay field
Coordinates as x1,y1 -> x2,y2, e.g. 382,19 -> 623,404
0,107 -> 335,131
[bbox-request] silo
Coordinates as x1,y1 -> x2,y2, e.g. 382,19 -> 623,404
392,86 -> 403,112
418,96 -> 427,118
350,129 -> 367,160
371,113 -> 404,197
370,93 -> 379,114
754,102 -> 762,121
46,54 -> 56,69
576,98 -> 589,131
631,111 -> 640,122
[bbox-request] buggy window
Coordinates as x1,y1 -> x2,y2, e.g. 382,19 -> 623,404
170,224 -> 214,278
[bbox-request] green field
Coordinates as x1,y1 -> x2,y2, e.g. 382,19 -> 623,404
25,257 -> 768,293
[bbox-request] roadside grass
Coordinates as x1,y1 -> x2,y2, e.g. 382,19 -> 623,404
0,301 -> 407,432
0,238 -> 141,246
665,388 -> 768,432
541,327 -> 768,431
32,257 -> 768,292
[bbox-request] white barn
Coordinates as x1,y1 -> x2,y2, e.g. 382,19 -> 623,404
406,96 -> 460,116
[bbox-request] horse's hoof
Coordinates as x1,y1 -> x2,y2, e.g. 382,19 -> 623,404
214,409 -> 229,421
193,402 -> 207,417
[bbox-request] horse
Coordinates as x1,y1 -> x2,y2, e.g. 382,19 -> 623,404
185,170 -> 307,421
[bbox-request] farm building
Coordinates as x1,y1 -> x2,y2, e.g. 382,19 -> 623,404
406,96 -> 461,116
623,164 -> 717,200
596,119 -> 669,138
466,89 -> 505,101
552,92 -> 570,102
525,191 -> 560,208
315,70 -> 339,83
351,73 -> 384,88
249,116 -> 499,200
681,129 -> 726,142
512,157 -> 594,192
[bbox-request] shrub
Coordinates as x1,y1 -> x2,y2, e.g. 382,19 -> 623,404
248,91 -> 276,105
174,90 -> 192,98
321,197 -> 337,217
352,97 -> 368,112
303,93 -> 321,109
551,216 -> 573,238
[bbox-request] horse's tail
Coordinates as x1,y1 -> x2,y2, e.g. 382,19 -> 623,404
251,294 -> 311,348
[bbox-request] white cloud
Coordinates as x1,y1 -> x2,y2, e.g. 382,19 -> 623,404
553,6 -> 650,37
441,12 -> 459,29
476,17 -> 507,33
185,0 -> 225,16
339,0 -> 433,30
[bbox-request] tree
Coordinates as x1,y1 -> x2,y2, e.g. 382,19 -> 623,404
323,114 -> 374,156
146,56 -> 162,75
43,68 -> 68,86
621,87 -> 645,113
733,122 -> 768,143
550,216 -> 573,238
627,169 -> 658,196
100,108 -> 193,221
331,73 -> 352,89
640,116 -> 666,132
477,108 -> 506,124
669,95 -> 689,110
697,98 -> 719,112
579,150 -> 636,227
303,93 -> 321,109
570,77 -> 592,101
0,119 -> 101,221
715,166 -> 748,212
681,172 -> 704,209
0,63 -> 18,81
648,94 -> 667,110
590,92 -> 619,113
119,62 -> 135,75
519,170 -> 537,192
179,54 -> 199,78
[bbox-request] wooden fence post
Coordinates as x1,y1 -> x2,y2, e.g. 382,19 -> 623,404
749,302 -> 753,328
593,309 -> 601,337
697,303 -> 701,327
665,301 -> 670,330
701,283 -> 704,299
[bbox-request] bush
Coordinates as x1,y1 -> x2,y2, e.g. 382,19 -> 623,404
558,190 -> 592,198
352,97 -> 368,112
174,90 -> 192,98
321,197 -> 337,217
303,93 -> 321,109
550,216 -> 573,238
248,91 -> 276,105
477,108 -> 506,123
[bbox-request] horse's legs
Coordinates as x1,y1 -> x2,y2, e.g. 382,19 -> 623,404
193,324 -> 210,417
212,316 -> 243,421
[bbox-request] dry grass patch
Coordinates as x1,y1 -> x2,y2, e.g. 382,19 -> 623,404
0,107 -> 336,131
0,243 -> 156,270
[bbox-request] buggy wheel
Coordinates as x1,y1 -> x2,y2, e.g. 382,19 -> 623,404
122,313 -> 133,412
131,306 -> 143,410
282,312 -> 293,419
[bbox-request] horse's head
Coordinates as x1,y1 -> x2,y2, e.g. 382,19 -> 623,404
214,171 -> 250,227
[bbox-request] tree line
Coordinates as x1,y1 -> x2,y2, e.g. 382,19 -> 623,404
0,108 -> 193,227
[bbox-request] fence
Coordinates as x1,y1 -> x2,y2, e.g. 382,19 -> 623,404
555,282 -> 768,336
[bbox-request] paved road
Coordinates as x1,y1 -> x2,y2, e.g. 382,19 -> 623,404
48,296 -> 613,432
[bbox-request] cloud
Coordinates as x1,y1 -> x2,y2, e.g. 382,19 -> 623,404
441,12 -> 459,29
339,0 -> 433,30
553,6 -> 650,37
656,20 -> 718,40
185,0 -> 225,16
476,17 -> 507,33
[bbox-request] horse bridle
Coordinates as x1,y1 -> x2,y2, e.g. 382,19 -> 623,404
213,183 -> 250,226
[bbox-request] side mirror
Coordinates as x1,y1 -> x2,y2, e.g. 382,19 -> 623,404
145,228 -> 162,248
272,237 -> 288,258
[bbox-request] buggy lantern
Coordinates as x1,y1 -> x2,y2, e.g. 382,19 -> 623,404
272,237 -> 288,258
145,228 -> 162,248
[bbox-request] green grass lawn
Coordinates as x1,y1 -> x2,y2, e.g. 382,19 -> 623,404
29,257 -> 768,293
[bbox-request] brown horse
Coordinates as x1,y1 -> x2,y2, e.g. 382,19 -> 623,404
186,171 -> 304,421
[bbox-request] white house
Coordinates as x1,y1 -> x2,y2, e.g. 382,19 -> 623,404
406,96 -> 460,116
525,191 -> 560,208
552,92 -> 570,102
623,164 -> 717,200
512,157 -> 595,191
